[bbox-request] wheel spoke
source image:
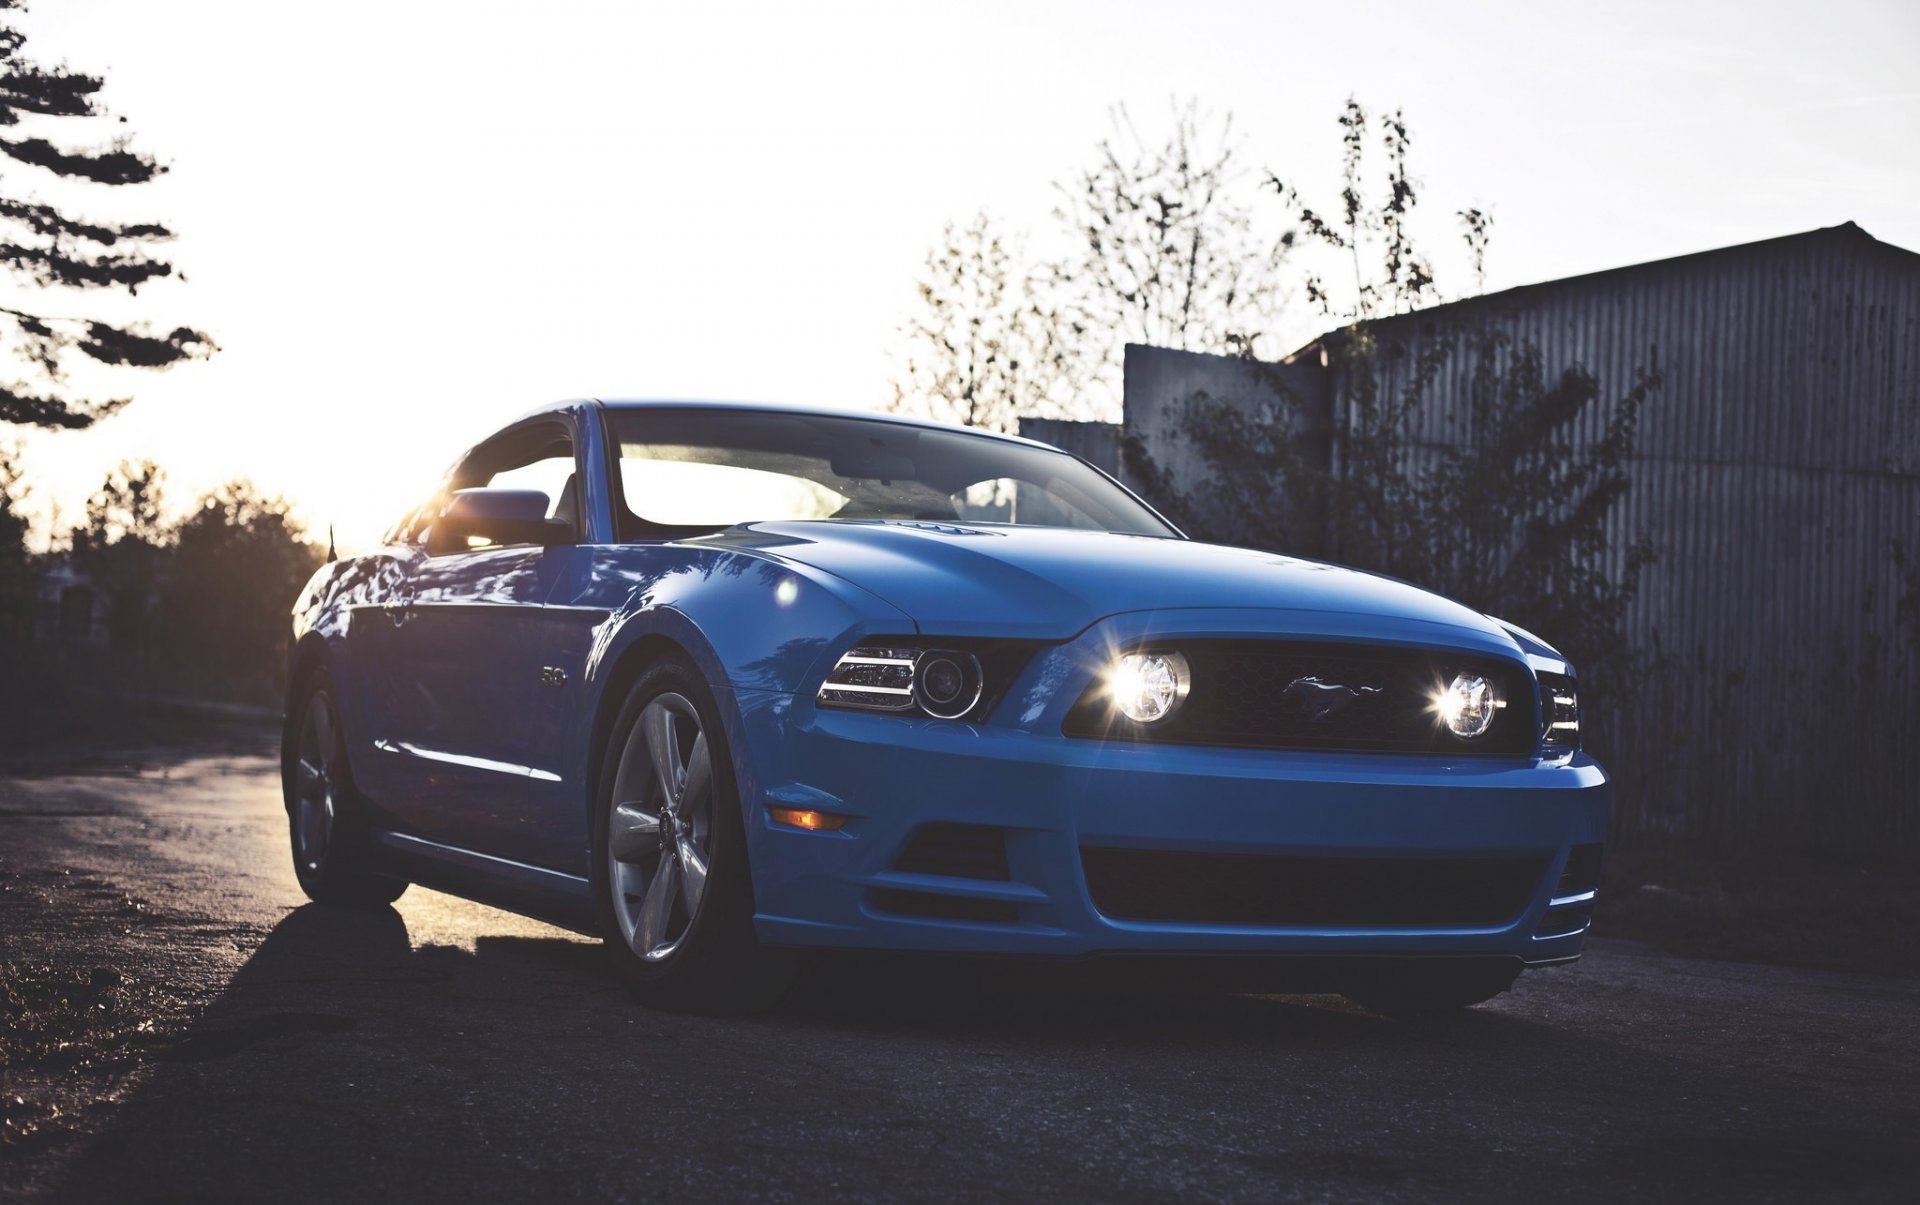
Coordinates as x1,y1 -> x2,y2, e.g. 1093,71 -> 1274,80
680,732 -> 710,810
296,797 -> 328,867
642,702 -> 681,803
609,802 -> 662,863
296,758 -> 323,786
635,853 -> 680,956
679,834 -> 708,912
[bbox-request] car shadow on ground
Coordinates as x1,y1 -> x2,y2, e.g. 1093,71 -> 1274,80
161,902 -> 1413,1047
45,901 -> 1920,1203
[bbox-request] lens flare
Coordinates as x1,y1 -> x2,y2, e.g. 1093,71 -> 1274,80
1433,672 -> 1500,738
1109,651 -> 1191,724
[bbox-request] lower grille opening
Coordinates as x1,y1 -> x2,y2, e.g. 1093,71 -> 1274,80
1080,848 -> 1548,928
870,888 -> 1019,925
892,823 -> 1010,880
1537,843 -> 1603,938
1557,844 -> 1603,896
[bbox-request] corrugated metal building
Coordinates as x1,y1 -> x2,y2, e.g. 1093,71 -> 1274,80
1025,222 -> 1920,859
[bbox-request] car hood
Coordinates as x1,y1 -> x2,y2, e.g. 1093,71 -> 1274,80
725,520 -> 1509,643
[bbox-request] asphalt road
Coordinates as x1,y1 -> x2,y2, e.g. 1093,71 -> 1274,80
3,737 -> 1918,1203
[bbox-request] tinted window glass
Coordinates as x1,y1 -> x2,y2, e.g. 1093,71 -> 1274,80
607,408 -> 1174,538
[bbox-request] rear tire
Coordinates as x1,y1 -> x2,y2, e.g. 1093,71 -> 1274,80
1342,961 -> 1520,1016
593,655 -> 793,1014
283,667 -> 408,907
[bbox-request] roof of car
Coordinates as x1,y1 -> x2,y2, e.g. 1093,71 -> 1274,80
506,398 -> 1067,453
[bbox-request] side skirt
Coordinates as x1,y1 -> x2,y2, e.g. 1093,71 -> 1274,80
370,830 -> 598,935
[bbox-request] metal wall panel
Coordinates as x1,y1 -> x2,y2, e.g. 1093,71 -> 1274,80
1017,418 -> 1121,476
1327,226 -> 1920,857
1107,225 -> 1920,858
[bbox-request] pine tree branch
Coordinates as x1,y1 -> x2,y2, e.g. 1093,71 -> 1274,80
0,135 -> 161,184
0,381 -> 128,428
0,240 -> 173,290
0,5 -> 207,434
0,197 -> 171,245
0,306 -> 214,375
79,320 -> 212,368
0,63 -> 105,124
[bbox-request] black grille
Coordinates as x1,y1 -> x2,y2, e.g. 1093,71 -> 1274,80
870,888 -> 1019,924
1536,843 -> 1603,939
892,824 -> 1009,881
1080,847 -> 1549,928
1557,843 -> 1603,895
1063,640 -> 1538,756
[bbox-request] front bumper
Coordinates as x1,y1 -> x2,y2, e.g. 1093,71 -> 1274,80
736,708 -> 1607,967
733,607 -> 1608,967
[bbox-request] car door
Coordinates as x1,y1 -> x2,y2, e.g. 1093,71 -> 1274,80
371,419 -> 583,859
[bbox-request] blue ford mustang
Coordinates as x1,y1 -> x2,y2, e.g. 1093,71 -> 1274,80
283,400 -> 1606,1013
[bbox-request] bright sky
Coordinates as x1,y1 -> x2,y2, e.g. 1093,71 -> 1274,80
8,0 -> 1918,549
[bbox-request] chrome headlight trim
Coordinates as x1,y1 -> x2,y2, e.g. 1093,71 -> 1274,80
817,645 -> 987,719
816,646 -> 919,712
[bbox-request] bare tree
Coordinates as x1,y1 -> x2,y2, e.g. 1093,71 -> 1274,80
889,212 -> 1079,434
1459,206 -> 1494,293
1050,100 -> 1294,389
0,0 -> 213,429
1270,97 -> 1444,322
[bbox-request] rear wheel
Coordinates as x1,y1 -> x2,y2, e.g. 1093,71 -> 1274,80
594,656 -> 792,1013
284,668 -> 408,907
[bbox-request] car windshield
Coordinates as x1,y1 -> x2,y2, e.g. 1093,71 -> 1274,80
605,407 -> 1178,538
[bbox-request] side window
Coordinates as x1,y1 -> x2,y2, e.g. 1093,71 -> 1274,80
387,496 -> 444,548
485,454 -> 575,522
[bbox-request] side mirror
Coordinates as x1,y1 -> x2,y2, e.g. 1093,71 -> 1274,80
429,488 -> 572,554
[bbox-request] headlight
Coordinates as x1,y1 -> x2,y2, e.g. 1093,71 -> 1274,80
817,646 -> 983,719
1109,651 -> 1191,725
914,651 -> 983,719
1435,671 -> 1501,739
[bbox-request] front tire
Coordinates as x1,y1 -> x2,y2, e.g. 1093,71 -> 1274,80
283,668 -> 408,907
593,655 -> 792,1014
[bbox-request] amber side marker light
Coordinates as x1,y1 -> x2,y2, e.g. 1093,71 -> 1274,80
768,807 -> 848,832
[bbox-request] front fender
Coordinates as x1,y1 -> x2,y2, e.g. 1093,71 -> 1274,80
557,543 -> 917,835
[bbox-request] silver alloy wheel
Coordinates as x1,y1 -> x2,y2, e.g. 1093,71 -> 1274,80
292,692 -> 338,873
607,692 -> 715,963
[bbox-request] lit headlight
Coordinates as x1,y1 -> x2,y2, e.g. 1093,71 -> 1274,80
1109,651 -> 1191,725
817,646 -> 983,719
1434,671 -> 1502,739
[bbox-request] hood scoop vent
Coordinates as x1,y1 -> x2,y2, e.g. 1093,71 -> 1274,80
885,521 -> 1002,537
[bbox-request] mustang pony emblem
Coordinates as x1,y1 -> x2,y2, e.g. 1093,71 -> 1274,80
1283,675 -> 1383,721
